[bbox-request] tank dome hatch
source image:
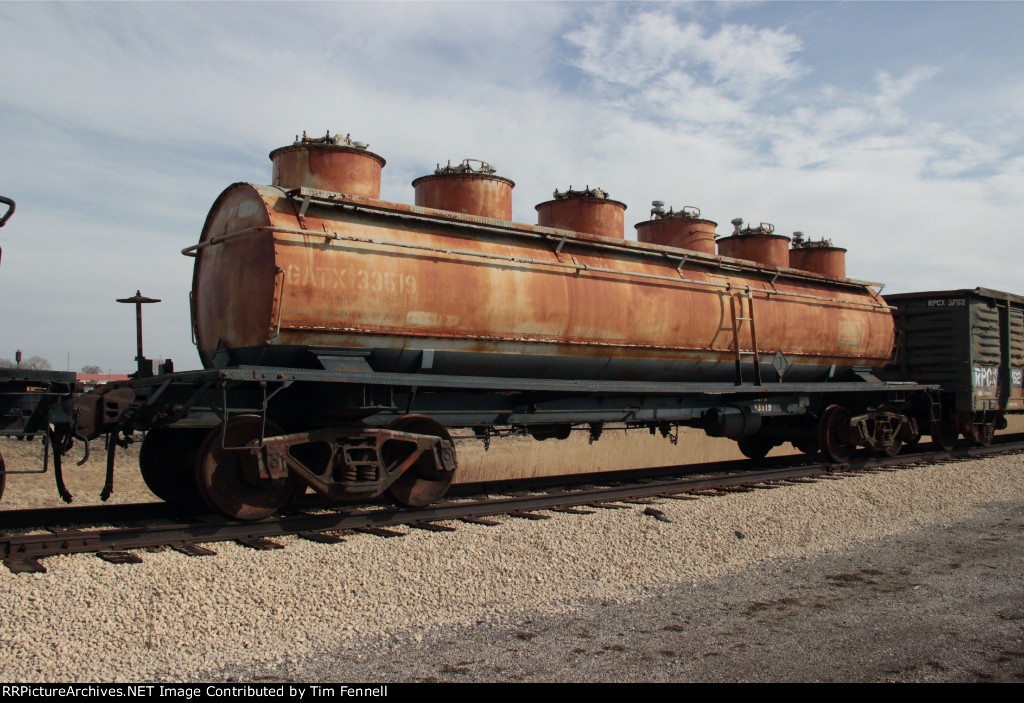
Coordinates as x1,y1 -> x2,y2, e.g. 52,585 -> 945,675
412,158 -> 515,220
716,218 -> 791,268
535,185 -> 627,239
789,232 -> 848,278
269,130 -> 386,198
635,203 -> 718,254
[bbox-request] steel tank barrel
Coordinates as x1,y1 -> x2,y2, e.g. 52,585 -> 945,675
189,186 -> 894,383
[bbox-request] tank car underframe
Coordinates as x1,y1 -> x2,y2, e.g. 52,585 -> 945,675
54,366 -> 938,519
92,365 -> 935,429
0,369 -> 77,503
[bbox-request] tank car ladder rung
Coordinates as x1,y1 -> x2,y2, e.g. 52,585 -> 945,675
729,289 -> 762,386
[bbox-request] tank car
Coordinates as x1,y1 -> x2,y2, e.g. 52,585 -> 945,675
190,143 -> 893,382
34,133 -> 949,519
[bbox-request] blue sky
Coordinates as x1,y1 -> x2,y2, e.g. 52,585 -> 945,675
1,1 -> 1022,372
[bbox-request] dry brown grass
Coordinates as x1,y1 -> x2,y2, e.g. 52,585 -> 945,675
452,414 -> 1024,483
451,426 -> 794,483
0,435 -> 147,509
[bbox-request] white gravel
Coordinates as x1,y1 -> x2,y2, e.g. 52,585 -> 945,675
1,452 -> 1022,682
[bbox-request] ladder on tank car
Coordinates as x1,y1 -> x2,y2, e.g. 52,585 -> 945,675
729,287 -> 762,386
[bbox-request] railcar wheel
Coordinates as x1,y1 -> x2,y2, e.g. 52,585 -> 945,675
737,436 -> 774,460
384,415 -> 456,508
931,417 -> 958,452
819,405 -> 857,463
195,416 -> 299,521
0,450 -> 6,503
140,428 -> 208,506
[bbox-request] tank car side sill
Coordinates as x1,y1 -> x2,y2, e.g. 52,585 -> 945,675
208,365 -> 934,396
94,365 -> 934,398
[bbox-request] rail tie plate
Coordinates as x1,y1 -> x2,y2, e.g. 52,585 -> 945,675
409,522 -> 457,532
171,543 -> 217,557
299,532 -> 346,544
235,537 -> 283,550
3,557 -> 46,574
97,551 -> 143,565
355,527 -> 406,538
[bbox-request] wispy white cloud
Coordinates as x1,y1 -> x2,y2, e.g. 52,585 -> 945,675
564,8 -> 804,128
566,10 -> 803,94
872,66 -> 942,124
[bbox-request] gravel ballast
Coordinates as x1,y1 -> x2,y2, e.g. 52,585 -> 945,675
1,452 -> 1022,682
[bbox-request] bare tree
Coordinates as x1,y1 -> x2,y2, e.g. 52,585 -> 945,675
80,364 -> 103,374
21,356 -> 52,370
0,358 -> 13,368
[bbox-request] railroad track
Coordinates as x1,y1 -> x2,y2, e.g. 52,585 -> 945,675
3,437 -> 1023,574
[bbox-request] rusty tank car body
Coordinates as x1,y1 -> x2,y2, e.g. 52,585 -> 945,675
15,132 -> 967,522
190,139 -> 893,389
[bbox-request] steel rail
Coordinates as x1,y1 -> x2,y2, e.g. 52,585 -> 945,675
3,438 -> 1022,573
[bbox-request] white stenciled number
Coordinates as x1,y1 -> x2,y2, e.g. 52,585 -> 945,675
287,264 -> 415,295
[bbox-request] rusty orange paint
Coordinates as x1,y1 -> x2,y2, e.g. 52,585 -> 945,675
790,246 -> 847,278
270,143 -> 386,198
412,172 -> 514,220
635,216 -> 717,255
191,183 -> 895,380
717,233 -> 791,268
535,194 -> 627,240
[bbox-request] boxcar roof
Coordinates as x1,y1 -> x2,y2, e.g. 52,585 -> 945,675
885,287 -> 1024,306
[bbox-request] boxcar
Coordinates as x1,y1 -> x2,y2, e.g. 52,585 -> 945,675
886,287 -> 1024,446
